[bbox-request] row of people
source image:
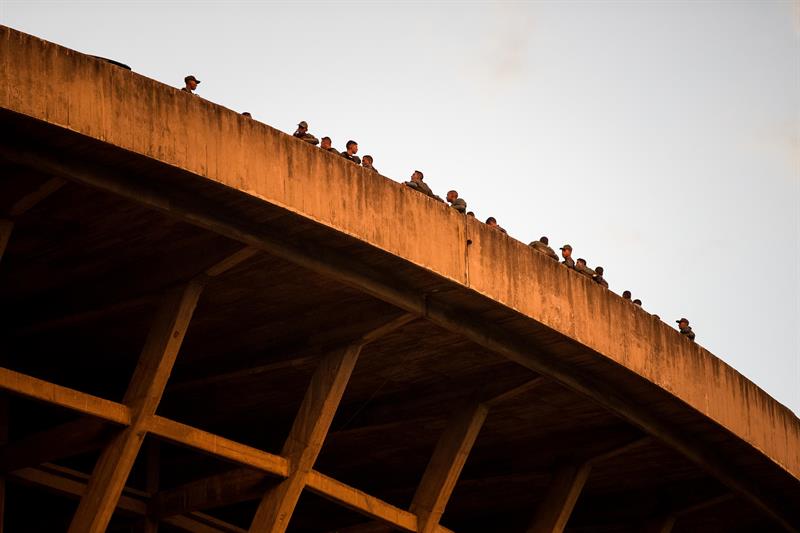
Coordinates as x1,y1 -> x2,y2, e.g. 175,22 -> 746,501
527,238 -> 695,340
527,239 -> 610,287
404,171 -> 468,213
288,116 -> 699,342
180,76 -> 696,342
295,123 -> 471,216
293,121 -> 383,174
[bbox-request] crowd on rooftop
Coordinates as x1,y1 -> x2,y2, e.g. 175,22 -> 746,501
180,75 -> 697,343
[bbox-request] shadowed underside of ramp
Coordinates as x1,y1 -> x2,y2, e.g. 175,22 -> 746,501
0,25 -> 798,533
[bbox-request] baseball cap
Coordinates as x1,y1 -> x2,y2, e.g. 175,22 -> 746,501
185,75 -> 200,83
560,244 -> 572,251
298,121 -> 308,128
676,318 -> 689,324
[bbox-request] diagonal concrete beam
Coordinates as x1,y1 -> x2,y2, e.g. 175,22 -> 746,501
248,314 -> 415,533
68,280 -> 205,533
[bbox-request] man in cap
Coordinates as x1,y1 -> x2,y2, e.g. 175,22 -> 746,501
575,258 -> 596,279
560,244 -> 575,268
593,266 -> 609,288
676,318 -> 696,341
362,155 -> 379,173
622,290 -> 632,300
486,217 -> 507,233
446,190 -> 467,213
340,140 -> 361,164
182,75 -> 200,94
529,236 -> 559,261
293,121 -> 320,145
320,137 -> 339,155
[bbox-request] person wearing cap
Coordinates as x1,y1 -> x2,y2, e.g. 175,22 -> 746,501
676,318 -> 696,341
575,258 -> 596,279
622,290 -> 632,300
182,75 -> 200,94
362,155 -> 379,173
320,137 -> 339,155
446,190 -> 467,213
529,236 -> 559,261
560,244 -> 575,268
293,121 -> 320,145
633,299 -> 642,306
340,140 -> 361,164
592,266 -> 609,288
486,217 -> 507,233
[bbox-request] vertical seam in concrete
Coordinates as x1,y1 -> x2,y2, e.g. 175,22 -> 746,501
464,219 -> 471,288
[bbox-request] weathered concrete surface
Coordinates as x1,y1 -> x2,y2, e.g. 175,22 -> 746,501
1,24 -> 797,488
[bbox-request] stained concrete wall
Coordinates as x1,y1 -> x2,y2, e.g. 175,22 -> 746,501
1,25 -> 797,481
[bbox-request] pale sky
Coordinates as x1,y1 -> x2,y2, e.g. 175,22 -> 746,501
2,0 -> 798,414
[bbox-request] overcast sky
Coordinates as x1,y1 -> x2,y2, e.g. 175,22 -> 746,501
2,0 -> 798,415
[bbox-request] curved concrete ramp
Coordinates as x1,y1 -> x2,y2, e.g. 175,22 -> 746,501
0,25 -> 798,532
